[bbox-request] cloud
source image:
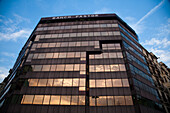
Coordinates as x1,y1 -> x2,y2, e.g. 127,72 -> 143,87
94,8 -> 113,14
134,0 -> 165,27
0,67 -> 9,83
0,14 -> 32,41
1,52 -> 16,58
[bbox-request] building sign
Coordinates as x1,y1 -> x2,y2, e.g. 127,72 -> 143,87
52,14 -> 99,20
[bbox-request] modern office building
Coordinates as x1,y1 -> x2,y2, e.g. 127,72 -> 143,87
0,13 -> 166,113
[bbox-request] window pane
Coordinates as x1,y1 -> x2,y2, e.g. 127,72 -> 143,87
79,96 -> 85,105
42,65 -> 51,71
49,43 -> 56,47
71,96 -> 78,105
50,96 -> 60,105
96,79 -> 105,87
97,96 -> 107,106
29,79 -> 38,86
80,78 -> 86,87
80,64 -> 86,71
73,78 -> 79,86
56,65 -> 65,71
34,65 -> 42,71
59,53 -> 67,58
125,96 -> 133,105
90,80 -> 95,88
33,95 -> 44,104
115,96 -> 125,105
106,79 -> 112,87
38,53 -> 45,59
38,79 -> 47,86
89,65 -> 95,72
79,87 -> 86,91
47,79 -> 54,86
67,52 -> 75,58
103,53 -> 109,58
117,52 -> 123,58
65,64 -> 74,71
63,79 -> 72,86
108,96 -> 114,106
104,65 -> 111,72
112,79 -> 122,87
115,43 -> 121,49
119,64 -> 126,71
46,53 -> 53,58
53,79 -> 63,86
96,65 -> 104,72
74,64 -> 80,71
90,97 -> 95,106
43,95 -> 50,105
110,64 -> 119,71
109,53 -> 117,58
50,65 -> 56,71
60,96 -> 71,105
122,79 -> 129,87
53,53 -> 59,58
22,95 -> 34,104
75,52 -> 80,57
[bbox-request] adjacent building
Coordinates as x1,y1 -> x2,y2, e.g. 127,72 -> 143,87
0,13 -> 167,113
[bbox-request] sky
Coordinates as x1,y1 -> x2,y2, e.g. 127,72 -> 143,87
0,0 -> 170,82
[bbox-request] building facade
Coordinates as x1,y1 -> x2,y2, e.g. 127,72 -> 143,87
0,14 -> 166,113
142,49 -> 170,113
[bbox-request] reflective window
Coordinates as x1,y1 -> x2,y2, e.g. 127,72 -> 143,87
90,80 -> 95,88
63,79 -> 72,86
49,43 -> 56,47
38,53 -> 45,59
73,78 -> 79,86
46,53 -> 53,58
47,79 -> 54,86
80,78 -> 86,87
104,65 -> 111,72
53,53 -> 59,58
115,96 -> 125,105
96,80 -> 105,87
107,96 -> 114,106
125,96 -> 133,105
60,96 -> 71,105
56,65 -> 65,71
112,79 -> 122,87
79,96 -> 85,105
34,65 -> 42,71
74,64 -> 80,71
109,53 -> 117,58
38,79 -> 47,86
59,53 -> 67,58
90,97 -> 96,106
96,65 -> 104,72
110,65 -> 119,71
22,95 -> 34,104
42,65 -> 51,71
71,96 -> 78,105
43,95 -> 50,105
50,65 -> 56,71
106,79 -> 112,87
67,52 -> 75,58
33,95 -> 44,104
50,96 -> 60,105
122,79 -> 129,87
29,79 -> 38,86
65,64 -> 74,71
97,96 -> 107,106
53,79 -> 63,86
119,64 -> 126,71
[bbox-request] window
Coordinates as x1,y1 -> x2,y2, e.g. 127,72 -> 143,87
112,79 -> 122,87
63,79 -> 72,86
46,53 -> 53,58
74,64 -> 80,71
115,96 -> 125,105
21,95 -> 34,104
79,96 -> 85,105
56,65 -> 65,71
65,64 -> 74,71
122,79 -> 129,87
110,65 -> 119,71
106,79 -> 112,87
43,95 -> 50,105
90,97 -> 95,106
38,53 -> 45,59
60,96 -> 71,105
50,65 -> 56,71
59,53 -> 67,58
90,80 -> 95,88
33,95 -> 44,104
29,79 -> 39,86
104,65 -> 111,72
96,79 -> 105,87
53,53 -> 59,58
119,64 -> 126,71
53,79 -> 63,86
117,52 -> 123,58
42,65 -> 51,71
109,53 -> 117,58
107,96 -> 114,106
34,65 -> 42,71
125,96 -> 133,105
38,79 -> 47,86
73,78 -> 79,86
49,43 -> 56,47
80,78 -> 86,87
71,96 -> 78,105
67,52 -> 75,58
96,65 -> 104,72
50,96 -> 60,105
97,96 -> 107,106
47,79 -> 54,86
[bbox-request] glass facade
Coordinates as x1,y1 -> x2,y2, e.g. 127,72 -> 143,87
0,14 -> 164,113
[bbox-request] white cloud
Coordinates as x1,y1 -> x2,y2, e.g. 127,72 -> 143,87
142,38 -> 170,48
1,52 -> 16,58
0,14 -> 32,41
0,67 -> 9,83
94,8 -> 113,14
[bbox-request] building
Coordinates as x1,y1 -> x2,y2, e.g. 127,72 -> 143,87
142,49 -> 170,113
0,13 -> 166,113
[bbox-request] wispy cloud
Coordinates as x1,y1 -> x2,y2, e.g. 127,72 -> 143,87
0,14 -> 32,41
0,67 -> 9,83
134,0 -> 165,27
1,52 -> 16,58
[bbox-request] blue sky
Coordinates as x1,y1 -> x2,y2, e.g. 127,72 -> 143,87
0,0 -> 170,82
